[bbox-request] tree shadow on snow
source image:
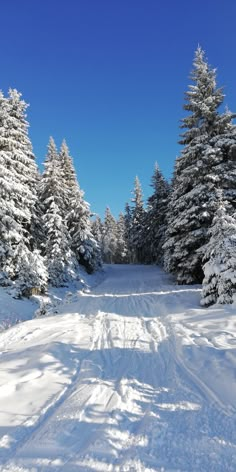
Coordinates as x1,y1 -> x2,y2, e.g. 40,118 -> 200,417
0,339 -> 236,471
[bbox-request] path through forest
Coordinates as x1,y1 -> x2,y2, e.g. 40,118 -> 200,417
0,265 -> 235,471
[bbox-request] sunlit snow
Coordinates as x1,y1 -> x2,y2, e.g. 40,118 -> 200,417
0,264 -> 235,471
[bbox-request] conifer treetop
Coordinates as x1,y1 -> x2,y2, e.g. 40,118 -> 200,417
59,139 -> 78,191
180,46 -> 234,145
132,176 -> 144,211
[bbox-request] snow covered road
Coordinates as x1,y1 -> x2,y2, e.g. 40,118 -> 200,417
0,265 -> 236,471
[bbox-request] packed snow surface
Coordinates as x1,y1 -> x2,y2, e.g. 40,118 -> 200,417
0,264 -> 236,471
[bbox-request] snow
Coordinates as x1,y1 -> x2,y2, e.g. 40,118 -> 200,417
0,264 -> 235,471
0,290 -> 37,331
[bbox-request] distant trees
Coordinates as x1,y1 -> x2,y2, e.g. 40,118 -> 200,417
121,172 -> 170,266
96,177 -> 147,265
97,172 -> 169,266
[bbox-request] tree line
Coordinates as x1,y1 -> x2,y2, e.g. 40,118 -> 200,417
92,47 -> 236,306
0,91 -> 101,297
1,47 -> 236,305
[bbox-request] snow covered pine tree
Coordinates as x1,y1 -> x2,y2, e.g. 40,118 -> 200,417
130,176 -> 146,263
164,47 -> 236,284
201,192 -> 236,306
39,137 -> 77,286
91,216 -> 103,249
146,163 -> 169,264
124,202 -> 132,263
102,207 -> 118,263
0,89 -> 47,296
115,212 -> 129,263
61,141 -> 101,273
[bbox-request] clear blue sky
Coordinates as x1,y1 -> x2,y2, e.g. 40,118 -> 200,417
1,0 -> 236,218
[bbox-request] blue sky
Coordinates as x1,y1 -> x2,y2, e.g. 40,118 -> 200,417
1,0 -> 236,217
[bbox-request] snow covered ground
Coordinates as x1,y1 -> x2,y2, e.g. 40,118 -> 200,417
0,264 -> 235,471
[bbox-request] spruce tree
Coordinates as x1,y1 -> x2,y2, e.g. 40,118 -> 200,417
130,176 -> 145,263
0,91 -> 12,274
146,163 -> 169,264
60,141 -> 101,273
124,202 -> 132,263
92,216 -> 103,247
180,46 -> 233,145
67,186 -> 101,273
102,207 -> 118,263
44,201 -> 77,286
59,139 -> 77,214
115,212 -> 129,263
164,47 -> 236,284
38,137 -> 66,228
0,89 -> 44,293
39,138 -> 77,285
201,195 -> 236,306
31,171 -> 45,251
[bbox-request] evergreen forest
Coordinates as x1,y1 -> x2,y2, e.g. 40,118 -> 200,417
1,47 -> 236,306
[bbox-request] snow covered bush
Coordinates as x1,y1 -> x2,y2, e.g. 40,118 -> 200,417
14,248 -> 48,298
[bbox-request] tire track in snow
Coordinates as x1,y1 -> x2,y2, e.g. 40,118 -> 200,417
1,265 -> 235,471
1,311 -> 124,468
10,311 -> 170,470
0,315 -> 102,467
169,328 -> 236,417
0,357 -> 83,467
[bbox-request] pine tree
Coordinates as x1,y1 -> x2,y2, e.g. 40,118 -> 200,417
124,202 -> 132,263
31,171 -> 45,251
92,216 -> 103,247
0,89 -> 43,292
59,139 -> 77,214
0,91 -> 12,274
44,201 -> 77,286
38,137 -> 66,229
67,186 -> 101,273
115,212 -> 129,263
102,207 -> 117,263
130,176 -> 145,263
201,195 -> 236,306
180,47 -> 234,145
164,47 -> 236,284
146,163 -> 169,264
39,138 -> 77,285
59,142 -> 101,273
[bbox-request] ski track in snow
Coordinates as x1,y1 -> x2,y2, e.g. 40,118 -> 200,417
0,264 -> 236,471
